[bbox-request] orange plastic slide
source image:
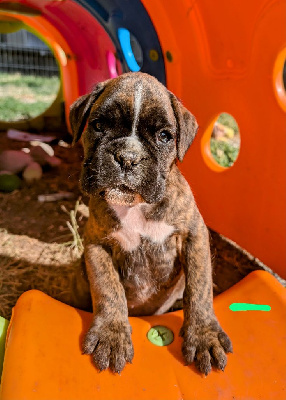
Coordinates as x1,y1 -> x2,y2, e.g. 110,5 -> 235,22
1,271 -> 285,400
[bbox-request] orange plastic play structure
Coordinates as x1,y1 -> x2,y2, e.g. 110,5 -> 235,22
0,0 -> 285,277
0,0 -> 285,398
150,0 -> 286,279
141,0 -> 286,278
1,271 -> 285,399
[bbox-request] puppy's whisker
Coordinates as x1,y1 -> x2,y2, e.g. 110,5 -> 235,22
85,175 -> 95,181
68,172 -> 80,179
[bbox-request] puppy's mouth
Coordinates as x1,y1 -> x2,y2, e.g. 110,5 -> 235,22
99,185 -> 144,207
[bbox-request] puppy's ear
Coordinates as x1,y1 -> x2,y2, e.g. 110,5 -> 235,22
69,81 -> 109,145
169,92 -> 199,162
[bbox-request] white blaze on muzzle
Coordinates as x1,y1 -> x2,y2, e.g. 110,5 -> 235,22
131,82 -> 144,137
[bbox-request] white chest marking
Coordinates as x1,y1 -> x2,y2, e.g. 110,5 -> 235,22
110,204 -> 174,252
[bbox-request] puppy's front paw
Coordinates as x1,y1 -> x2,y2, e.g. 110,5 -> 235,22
180,322 -> 232,375
83,319 -> 134,374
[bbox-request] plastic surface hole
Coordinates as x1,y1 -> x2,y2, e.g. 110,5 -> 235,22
149,49 -> 159,62
201,113 -> 240,171
0,29 -> 60,122
283,61 -> 286,92
273,48 -> 286,112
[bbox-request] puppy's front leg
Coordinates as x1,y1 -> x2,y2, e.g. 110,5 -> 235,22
180,212 -> 233,375
83,244 -> 134,373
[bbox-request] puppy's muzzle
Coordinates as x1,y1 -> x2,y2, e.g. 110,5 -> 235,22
111,137 -> 146,171
114,149 -> 142,170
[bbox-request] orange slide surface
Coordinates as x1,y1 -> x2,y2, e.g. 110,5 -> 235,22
1,271 -> 285,400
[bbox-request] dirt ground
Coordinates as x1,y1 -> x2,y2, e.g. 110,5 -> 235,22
0,132 -> 284,320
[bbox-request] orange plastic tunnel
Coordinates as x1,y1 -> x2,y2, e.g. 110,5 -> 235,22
0,0 -> 285,278
0,1 -> 285,399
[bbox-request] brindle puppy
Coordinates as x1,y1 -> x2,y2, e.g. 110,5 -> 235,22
70,72 -> 232,375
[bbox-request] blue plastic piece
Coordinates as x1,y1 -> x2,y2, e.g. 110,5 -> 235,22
117,28 -> 141,72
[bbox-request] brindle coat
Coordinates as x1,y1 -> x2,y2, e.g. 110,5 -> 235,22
70,72 -> 232,375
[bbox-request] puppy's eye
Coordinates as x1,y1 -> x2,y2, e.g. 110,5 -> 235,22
92,121 -> 102,132
157,130 -> 173,143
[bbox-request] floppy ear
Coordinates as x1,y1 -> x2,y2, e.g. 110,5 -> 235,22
169,92 -> 199,162
69,81 -> 109,145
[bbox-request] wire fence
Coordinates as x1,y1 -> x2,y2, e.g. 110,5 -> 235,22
0,30 -> 59,77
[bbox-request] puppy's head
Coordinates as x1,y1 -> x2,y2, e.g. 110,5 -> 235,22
70,72 -> 198,206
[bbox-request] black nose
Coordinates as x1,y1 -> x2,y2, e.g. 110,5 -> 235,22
114,150 -> 141,169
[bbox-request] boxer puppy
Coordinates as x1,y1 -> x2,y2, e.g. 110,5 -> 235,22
70,72 -> 232,375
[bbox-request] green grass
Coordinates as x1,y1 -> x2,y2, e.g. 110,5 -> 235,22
211,113 -> 240,167
0,96 -> 54,121
0,73 -> 60,121
210,138 -> 240,167
217,112 -> 239,134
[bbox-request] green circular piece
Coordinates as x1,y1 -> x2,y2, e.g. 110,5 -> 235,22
147,325 -> 174,346
0,174 -> 21,193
